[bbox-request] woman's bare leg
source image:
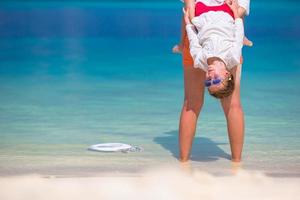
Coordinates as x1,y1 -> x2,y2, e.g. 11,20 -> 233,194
178,2 -> 203,162
220,65 -> 244,162
179,66 -> 206,162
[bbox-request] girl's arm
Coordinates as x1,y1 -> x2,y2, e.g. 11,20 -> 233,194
183,8 -> 206,68
226,0 -> 244,67
237,2 -> 253,47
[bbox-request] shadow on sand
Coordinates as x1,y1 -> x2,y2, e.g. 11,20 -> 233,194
154,130 -> 231,162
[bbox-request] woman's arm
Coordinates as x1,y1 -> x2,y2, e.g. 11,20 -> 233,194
237,0 -> 250,16
238,7 -> 246,18
184,0 -> 195,20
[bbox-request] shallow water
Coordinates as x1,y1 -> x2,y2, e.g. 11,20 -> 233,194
0,1 -> 299,177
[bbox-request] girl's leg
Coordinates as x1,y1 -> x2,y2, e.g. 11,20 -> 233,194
243,36 -> 253,47
172,14 -> 186,53
240,15 -> 253,47
220,65 -> 245,162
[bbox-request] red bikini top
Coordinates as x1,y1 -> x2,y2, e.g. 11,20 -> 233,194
195,1 -> 234,19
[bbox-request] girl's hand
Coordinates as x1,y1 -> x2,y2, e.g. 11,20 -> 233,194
183,7 -> 192,25
225,0 -> 239,18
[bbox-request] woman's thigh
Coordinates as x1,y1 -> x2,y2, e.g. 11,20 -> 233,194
220,65 -> 242,114
183,66 -> 206,115
181,15 -> 206,115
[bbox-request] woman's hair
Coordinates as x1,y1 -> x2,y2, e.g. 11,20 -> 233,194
208,74 -> 235,99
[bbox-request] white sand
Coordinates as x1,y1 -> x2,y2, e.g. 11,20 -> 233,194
0,166 -> 299,200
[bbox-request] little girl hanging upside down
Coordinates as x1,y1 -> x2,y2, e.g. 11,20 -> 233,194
172,0 -> 253,54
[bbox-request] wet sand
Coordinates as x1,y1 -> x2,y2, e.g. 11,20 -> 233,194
1,165 -> 299,200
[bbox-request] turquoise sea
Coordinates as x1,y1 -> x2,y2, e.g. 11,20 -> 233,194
0,1 -> 299,177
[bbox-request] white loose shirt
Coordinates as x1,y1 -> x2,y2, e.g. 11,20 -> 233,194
185,0 -> 248,71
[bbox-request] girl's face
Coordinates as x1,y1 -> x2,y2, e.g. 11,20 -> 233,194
205,61 -> 230,92
206,61 -> 228,81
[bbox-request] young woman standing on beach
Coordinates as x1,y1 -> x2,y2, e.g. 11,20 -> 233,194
178,0 -> 249,163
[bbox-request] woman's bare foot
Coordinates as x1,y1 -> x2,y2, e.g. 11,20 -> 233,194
172,44 -> 183,54
243,36 -> 253,47
179,160 -> 193,175
231,161 -> 243,175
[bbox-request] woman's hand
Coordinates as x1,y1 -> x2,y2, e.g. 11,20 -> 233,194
184,0 -> 195,20
183,8 -> 192,25
225,0 -> 239,19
